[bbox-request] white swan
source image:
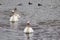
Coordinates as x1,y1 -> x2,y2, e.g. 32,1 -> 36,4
9,10 -> 20,22
24,21 -> 34,34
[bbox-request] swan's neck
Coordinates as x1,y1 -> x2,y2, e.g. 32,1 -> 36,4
26,25 -> 30,27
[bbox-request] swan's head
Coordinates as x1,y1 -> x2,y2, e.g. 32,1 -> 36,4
27,21 -> 30,23
27,21 -> 30,26
11,8 -> 17,13
11,10 -> 14,13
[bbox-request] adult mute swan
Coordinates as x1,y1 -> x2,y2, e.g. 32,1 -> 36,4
24,21 -> 34,34
9,8 -> 20,23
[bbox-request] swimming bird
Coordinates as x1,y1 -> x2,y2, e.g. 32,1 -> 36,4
24,21 -> 34,34
9,8 -> 20,23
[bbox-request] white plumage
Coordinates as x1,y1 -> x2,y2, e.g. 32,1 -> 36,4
24,26 -> 34,33
10,13 -> 20,22
24,21 -> 34,33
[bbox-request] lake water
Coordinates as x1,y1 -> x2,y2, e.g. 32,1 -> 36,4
0,10 -> 60,40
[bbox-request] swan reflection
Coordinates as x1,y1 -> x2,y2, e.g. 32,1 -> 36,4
24,33 -> 33,40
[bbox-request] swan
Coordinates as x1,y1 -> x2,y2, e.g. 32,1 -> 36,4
24,21 -> 34,34
9,10 -> 20,23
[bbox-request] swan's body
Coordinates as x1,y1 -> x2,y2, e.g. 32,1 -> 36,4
10,13 -> 20,22
24,26 -> 34,33
24,21 -> 34,33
